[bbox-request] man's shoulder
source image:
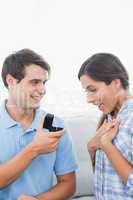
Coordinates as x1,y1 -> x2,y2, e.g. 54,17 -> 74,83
0,100 -> 5,112
0,100 -> 7,120
52,115 -> 64,128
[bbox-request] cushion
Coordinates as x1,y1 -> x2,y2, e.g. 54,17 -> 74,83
64,113 -> 100,197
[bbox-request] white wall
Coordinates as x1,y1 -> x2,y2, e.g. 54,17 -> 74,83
0,0 -> 133,116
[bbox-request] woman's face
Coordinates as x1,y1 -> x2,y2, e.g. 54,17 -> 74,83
80,74 -> 120,114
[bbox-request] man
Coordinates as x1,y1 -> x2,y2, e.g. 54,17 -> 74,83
0,49 -> 77,200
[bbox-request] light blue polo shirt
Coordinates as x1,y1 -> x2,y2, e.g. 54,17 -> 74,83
0,101 -> 77,200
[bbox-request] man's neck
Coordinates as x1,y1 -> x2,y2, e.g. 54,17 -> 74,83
5,100 -> 35,130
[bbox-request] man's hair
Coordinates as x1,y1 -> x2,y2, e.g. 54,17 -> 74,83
2,48 -> 51,88
78,53 -> 129,89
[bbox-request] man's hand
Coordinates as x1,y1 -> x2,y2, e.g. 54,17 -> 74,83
18,195 -> 37,200
29,117 -> 64,155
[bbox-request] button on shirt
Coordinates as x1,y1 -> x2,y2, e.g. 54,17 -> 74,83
95,99 -> 133,200
0,101 -> 77,200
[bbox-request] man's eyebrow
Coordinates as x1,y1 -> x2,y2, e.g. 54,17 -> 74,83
29,79 -> 48,82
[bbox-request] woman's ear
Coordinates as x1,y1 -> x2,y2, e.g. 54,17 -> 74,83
112,79 -> 121,89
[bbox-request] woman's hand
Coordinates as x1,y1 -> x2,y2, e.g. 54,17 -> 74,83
87,119 -> 119,152
100,119 -> 119,149
87,119 -> 119,168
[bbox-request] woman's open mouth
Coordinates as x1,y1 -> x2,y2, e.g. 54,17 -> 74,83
98,103 -> 104,111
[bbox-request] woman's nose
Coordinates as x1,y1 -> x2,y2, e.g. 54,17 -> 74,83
87,95 -> 96,104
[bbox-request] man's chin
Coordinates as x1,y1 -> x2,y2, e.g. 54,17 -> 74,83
30,104 -> 40,109
24,103 -> 40,110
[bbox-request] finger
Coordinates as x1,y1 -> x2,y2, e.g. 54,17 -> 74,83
51,140 -> 59,148
109,126 -> 118,138
48,130 -> 64,138
105,119 -> 117,127
48,144 -> 59,153
110,119 -> 119,127
18,195 -> 25,200
103,119 -> 107,124
113,120 -> 119,129
49,137 -> 58,143
48,131 -> 64,138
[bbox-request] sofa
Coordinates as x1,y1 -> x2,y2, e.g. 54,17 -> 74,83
64,113 -> 100,200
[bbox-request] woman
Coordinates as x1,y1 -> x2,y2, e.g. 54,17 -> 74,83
78,53 -> 133,199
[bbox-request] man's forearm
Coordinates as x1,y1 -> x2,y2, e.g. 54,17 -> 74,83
0,143 -> 37,188
36,176 -> 76,200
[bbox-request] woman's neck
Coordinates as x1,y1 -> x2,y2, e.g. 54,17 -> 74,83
111,90 -> 133,117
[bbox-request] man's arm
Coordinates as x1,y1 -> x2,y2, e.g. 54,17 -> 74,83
35,172 -> 76,200
18,117 -> 77,200
0,128 -> 63,189
0,144 -> 36,188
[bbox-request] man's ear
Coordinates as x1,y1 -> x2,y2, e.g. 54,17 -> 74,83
6,74 -> 17,89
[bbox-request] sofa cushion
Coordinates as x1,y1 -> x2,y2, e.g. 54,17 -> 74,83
64,113 -> 100,197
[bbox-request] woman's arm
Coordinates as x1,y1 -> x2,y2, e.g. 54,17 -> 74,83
101,135 -> 132,183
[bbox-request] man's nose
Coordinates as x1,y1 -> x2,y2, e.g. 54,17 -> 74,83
38,83 -> 46,95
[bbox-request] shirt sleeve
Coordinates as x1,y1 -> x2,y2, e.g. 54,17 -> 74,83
116,113 -> 133,196
53,116 -> 78,175
124,134 -> 133,196
126,168 -> 133,196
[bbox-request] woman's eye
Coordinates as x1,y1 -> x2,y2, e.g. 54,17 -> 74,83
85,89 -> 97,96
91,89 -> 97,92
87,89 -> 96,93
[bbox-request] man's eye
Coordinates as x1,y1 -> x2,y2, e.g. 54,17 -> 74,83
32,81 -> 38,84
31,80 -> 39,85
43,81 -> 47,85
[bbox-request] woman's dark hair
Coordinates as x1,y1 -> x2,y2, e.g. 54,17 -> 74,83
2,48 -> 51,88
78,53 -> 129,89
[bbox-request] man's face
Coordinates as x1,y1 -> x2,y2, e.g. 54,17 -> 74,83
9,64 -> 49,110
80,75 -> 119,114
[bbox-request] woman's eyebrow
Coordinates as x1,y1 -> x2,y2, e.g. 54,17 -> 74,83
86,85 -> 95,90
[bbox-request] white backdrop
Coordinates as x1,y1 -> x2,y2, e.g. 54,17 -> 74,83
0,0 -> 133,116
